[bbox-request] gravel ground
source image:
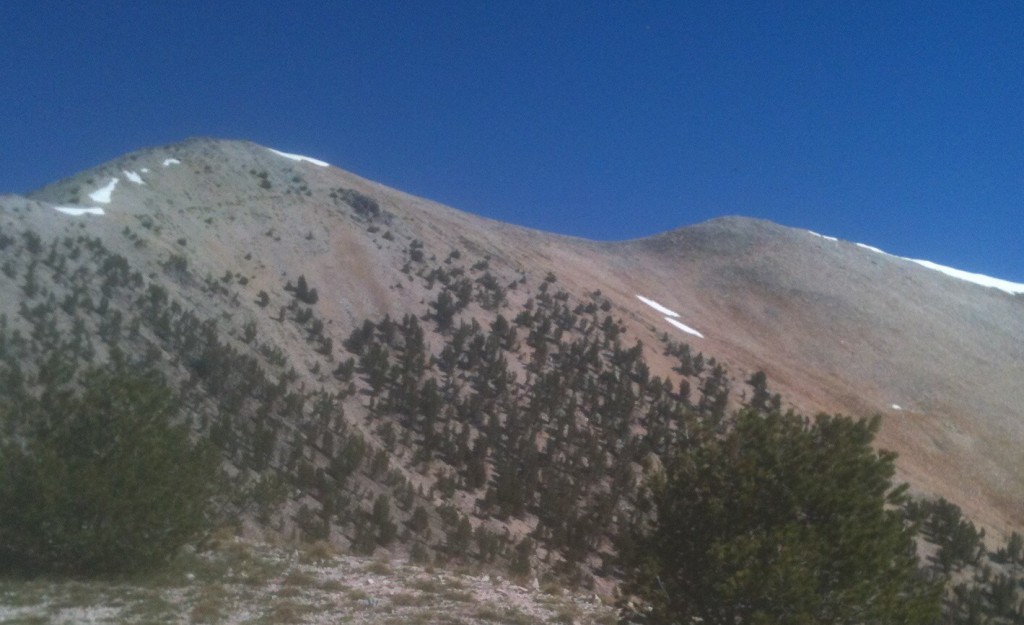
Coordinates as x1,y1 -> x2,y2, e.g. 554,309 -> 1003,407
0,539 -> 619,625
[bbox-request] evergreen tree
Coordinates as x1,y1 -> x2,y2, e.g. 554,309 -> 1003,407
431,290 -> 457,331
447,515 -> 473,555
745,370 -> 781,415
371,494 -> 397,546
0,366 -> 218,574
630,410 -> 941,625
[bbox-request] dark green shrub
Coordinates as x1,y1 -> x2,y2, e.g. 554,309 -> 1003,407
630,411 -> 941,625
331,187 -> 380,219
0,366 -> 218,575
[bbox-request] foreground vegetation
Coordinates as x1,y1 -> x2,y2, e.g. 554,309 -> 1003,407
627,411 -> 941,625
1,200 -> 1023,623
0,363 -> 218,575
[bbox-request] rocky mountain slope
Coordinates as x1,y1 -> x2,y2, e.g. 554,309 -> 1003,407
2,136 -> 1021,575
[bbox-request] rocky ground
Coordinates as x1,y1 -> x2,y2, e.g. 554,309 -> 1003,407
0,537 -> 620,624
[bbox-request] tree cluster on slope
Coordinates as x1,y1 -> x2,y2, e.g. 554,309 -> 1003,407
0,217 -> 1014,625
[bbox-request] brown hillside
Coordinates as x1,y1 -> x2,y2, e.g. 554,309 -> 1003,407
8,137 -> 1023,542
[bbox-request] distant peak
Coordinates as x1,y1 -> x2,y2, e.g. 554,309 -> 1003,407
631,215 -> 797,258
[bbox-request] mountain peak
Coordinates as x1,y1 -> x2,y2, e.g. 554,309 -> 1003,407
3,139 -> 1021,550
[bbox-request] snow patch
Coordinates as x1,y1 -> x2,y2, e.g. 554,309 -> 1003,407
849,239 -> 1024,295
88,178 -> 118,204
123,170 -> 144,185
637,294 -> 704,338
636,295 -> 680,317
665,316 -> 704,338
905,259 -> 1024,296
140,167 -> 149,173
55,206 -> 105,216
855,242 -> 887,255
891,404 -> 902,411
801,227 -> 1022,295
162,158 -> 181,167
268,148 -> 329,167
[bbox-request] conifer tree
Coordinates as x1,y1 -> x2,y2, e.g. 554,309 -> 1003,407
630,410 -> 941,625
0,365 -> 218,574
431,290 -> 458,331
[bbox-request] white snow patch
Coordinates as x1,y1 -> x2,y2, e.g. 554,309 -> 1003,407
855,242 -> 887,255
88,178 -> 118,204
637,294 -> 704,338
55,206 -> 105,216
162,158 -> 181,167
891,404 -> 902,411
140,167 -> 149,173
636,294 -> 680,317
664,316 -> 704,338
905,259 -> 1024,295
808,230 -> 838,242
123,170 -> 144,185
849,239 -> 1024,295
268,148 -> 329,167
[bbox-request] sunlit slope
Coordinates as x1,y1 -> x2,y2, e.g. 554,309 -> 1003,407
8,137 -> 1022,537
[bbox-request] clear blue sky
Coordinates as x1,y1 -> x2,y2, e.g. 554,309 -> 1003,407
2,2 -> 1022,281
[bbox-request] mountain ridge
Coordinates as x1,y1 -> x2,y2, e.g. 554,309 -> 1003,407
3,136 -> 1021,547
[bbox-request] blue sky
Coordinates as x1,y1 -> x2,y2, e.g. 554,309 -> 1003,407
2,2 -> 1022,281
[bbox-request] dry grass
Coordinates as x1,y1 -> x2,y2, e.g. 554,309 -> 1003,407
0,538 -> 618,624
362,559 -> 393,576
474,605 -> 535,624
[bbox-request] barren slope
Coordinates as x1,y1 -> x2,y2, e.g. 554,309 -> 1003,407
8,137 -> 1023,540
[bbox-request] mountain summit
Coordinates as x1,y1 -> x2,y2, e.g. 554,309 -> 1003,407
2,137 -> 1021,562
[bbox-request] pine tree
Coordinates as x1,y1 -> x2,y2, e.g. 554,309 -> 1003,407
0,365 -> 218,574
447,515 -> 473,555
431,290 -> 458,331
371,494 -> 397,546
630,410 -> 941,625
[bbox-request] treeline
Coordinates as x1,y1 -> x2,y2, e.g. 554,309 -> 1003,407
1,218 -> 1021,625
